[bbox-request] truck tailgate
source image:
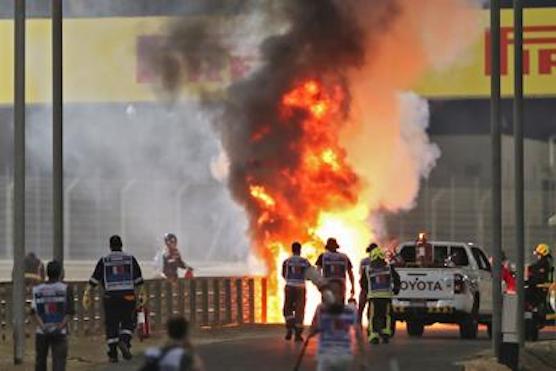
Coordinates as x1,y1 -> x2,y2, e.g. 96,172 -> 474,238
397,268 -> 455,300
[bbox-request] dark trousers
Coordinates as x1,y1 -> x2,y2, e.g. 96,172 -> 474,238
103,296 -> 136,350
283,286 -> 306,330
358,289 -> 368,323
367,298 -> 392,340
35,333 -> 68,371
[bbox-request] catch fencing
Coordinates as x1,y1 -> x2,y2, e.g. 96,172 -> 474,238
0,277 -> 267,341
386,178 -> 556,261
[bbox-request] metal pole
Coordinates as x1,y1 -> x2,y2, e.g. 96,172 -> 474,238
490,0 -> 503,358
12,0 -> 26,364
450,176 -> 456,240
52,0 -> 64,265
513,0 -> 525,348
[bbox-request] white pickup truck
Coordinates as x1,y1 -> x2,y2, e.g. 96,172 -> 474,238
392,241 -> 493,339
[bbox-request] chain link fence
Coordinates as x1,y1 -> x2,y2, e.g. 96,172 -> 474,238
0,176 -> 248,263
1,175 -> 554,265
386,176 -> 556,264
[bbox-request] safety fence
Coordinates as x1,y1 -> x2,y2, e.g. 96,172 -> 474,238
0,277 -> 267,341
2,176 -> 554,263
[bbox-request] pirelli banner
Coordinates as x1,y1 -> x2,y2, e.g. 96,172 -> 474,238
416,7 -> 556,98
0,8 -> 555,105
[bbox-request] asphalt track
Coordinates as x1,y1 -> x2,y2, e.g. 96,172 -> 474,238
98,323 -> 511,371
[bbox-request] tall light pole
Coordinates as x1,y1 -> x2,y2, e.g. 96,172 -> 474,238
52,0 -> 64,264
12,0 -> 26,364
513,0 -> 525,347
490,0 -> 503,358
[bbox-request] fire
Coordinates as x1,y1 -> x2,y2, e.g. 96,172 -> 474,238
281,79 -> 342,121
246,78 -> 368,323
152,0 -> 478,329
249,185 -> 276,208
319,148 -> 341,171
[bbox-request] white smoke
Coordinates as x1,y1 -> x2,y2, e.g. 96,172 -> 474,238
341,0 -> 481,240
398,92 -> 441,184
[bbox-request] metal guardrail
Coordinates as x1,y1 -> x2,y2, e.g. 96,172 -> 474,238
0,277 -> 267,341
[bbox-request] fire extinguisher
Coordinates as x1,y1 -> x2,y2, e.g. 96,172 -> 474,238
137,305 -> 150,341
184,268 -> 194,279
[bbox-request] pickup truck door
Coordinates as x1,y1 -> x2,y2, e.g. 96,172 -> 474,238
470,247 -> 493,314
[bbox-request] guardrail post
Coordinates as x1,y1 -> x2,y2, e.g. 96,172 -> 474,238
3,284 -> 12,341
236,279 -> 243,325
225,279 -> 232,324
177,280 -> 185,316
261,278 -> 267,323
154,280 -> 162,329
75,284 -> 84,336
189,279 -> 197,324
213,279 -> 220,326
83,286 -> 91,335
202,279 -> 210,326
93,287 -> 102,335
248,279 -> 255,324
165,281 -> 173,318
143,281 -> 151,330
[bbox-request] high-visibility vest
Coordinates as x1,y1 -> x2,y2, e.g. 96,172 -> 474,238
283,256 -> 310,287
322,252 -> 350,281
315,304 -> 357,357
365,264 -> 393,299
103,253 -> 135,292
32,282 -> 68,334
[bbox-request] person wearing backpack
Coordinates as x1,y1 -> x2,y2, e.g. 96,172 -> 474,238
140,316 -> 204,371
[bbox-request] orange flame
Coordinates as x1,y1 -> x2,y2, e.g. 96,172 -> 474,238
249,185 -> 276,208
247,79 -> 367,322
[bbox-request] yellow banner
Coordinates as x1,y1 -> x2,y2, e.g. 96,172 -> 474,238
0,9 -> 555,105
417,8 -> 556,98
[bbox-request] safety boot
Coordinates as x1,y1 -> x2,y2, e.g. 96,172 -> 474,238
118,340 -> 132,360
368,332 -> 380,345
294,328 -> 304,342
285,328 -> 293,340
107,347 -> 118,363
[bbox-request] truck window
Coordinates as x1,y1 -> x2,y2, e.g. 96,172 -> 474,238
399,245 -> 415,263
434,245 -> 448,265
450,246 -> 469,266
471,247 -> 491,272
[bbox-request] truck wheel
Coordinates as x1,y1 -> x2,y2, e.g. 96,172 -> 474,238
406,320 -> 424,337
460,298 -> 479,340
